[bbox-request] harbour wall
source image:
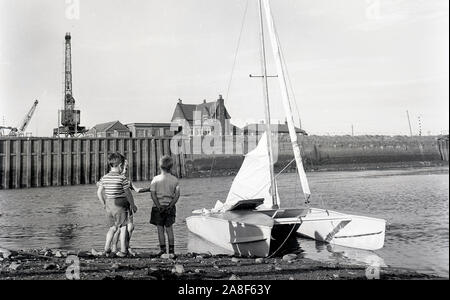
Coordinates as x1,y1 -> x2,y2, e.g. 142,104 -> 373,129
182,135 -> 446,177
0,137 -> 184,190
0,135 -> 446,189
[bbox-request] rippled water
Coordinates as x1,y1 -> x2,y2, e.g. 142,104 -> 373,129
0,167 -> 448,277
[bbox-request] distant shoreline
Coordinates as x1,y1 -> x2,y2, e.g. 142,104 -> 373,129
187,161 -> 449,179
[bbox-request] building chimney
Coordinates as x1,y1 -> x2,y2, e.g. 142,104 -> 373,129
178,98 -> 182,104
218,95 -> 223,100
203,99 -> 207,104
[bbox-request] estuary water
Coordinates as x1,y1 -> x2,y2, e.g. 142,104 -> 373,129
0,167 -> 448,277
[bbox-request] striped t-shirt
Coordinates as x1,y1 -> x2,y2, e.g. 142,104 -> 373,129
99,172 -> 130,200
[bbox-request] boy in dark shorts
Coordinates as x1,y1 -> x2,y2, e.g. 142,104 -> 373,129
97,153 -> 138,257
136,155 -> 180,256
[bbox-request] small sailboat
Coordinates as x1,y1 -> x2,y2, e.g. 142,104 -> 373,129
186,0 -> 308,258
187,0 -> 386,255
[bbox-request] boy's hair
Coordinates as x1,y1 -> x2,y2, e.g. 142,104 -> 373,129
108,152 -> 125,168
159,155 -> 173,172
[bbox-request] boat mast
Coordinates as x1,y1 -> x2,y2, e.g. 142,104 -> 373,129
262,0 -> 311,202
258,0 -> 278,209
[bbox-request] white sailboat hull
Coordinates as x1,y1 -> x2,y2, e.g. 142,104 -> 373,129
187,208 -> 304,257
297,208 -> 386,251
187,215 -> 272,257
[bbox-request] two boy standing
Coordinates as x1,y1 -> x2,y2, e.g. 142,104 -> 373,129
96,153 -> 180,257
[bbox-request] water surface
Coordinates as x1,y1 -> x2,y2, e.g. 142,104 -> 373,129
0,167 -> 448,277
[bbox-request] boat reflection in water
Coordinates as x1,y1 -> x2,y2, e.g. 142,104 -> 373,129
188,232 -> 385,269
299,239 -> 387,268
187,231 -> 300,257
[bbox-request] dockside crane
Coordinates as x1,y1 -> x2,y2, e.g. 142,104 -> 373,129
0,100 -> 39,137
53,33 -> 87,137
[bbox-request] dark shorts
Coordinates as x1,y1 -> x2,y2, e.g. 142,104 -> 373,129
150,206 -> 176,227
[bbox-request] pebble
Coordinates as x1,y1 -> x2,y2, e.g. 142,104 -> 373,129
231,257 -> 240,263
91,249 -> 102,257
289,277 -> 295,281
172,265 -> 185,275
161,254 -> 175,259
8,262 -> 21,271
44,263 -> 58,271
196,255 -> 204,260
54,251 -> 64,258
274,266 -> 283,271
229,274 -> 241,280
255,258 -> 264,264
333,274 -> 339,279
0,249 -> 12,259
111,263 -> 120,271
282,254 -> 297,262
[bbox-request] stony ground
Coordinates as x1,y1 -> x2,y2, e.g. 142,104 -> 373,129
0,248 -> 444,280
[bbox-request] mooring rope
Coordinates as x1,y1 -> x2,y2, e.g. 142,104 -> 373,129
267,223 -> 298,259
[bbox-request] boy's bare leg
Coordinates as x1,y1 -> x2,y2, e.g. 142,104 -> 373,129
166,226 -> 175,254
126,223 -> 134,250
119,226 -> 128,254
157,225 -> 166,255
111,229 -> 120,253
105,226 -> 118,253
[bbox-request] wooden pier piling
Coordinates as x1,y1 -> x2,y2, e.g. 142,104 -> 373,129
0,137 -> 183,189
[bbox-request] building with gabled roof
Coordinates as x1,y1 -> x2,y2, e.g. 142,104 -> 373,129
171,95 -> 233,136
126,123 -> 178,138
85,121 -> 131,138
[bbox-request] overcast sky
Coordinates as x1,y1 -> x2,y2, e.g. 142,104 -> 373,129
0,0 -> 448,136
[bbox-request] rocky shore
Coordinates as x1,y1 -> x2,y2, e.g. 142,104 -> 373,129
0,248 -> 444,280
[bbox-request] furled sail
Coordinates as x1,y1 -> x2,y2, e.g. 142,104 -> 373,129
225,133 -> 279,210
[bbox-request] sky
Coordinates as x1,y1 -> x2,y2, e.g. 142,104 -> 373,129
0,0 -> 448,137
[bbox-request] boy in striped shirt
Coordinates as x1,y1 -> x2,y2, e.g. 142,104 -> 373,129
97,153 -> 138,257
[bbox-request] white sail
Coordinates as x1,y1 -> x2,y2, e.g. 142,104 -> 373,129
225,133 -> 279,210
262,0 -> 311,201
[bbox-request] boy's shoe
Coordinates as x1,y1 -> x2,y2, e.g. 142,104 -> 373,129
128,248 -> 137,257
116,251 -> 128,258
157,245 -> 167,257
104,250 -> 112,257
